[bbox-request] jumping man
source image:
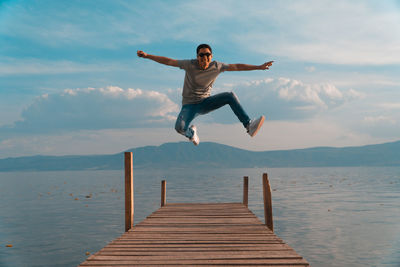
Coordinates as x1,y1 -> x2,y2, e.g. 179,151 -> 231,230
137,44 -> 273,146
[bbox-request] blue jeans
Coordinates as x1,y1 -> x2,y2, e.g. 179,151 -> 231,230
175,92 -> 251,139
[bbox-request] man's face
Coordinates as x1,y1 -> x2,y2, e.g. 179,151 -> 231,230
197,48 -> 212,70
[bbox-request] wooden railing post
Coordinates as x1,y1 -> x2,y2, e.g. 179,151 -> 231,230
243,176 -> 248,207
124,152 -> 134,232
161,180 -> 166,207
262,173 -> 273,231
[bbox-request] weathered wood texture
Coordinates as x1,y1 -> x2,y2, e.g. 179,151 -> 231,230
79,203 -> 309,266
243,176 -> 249,207
124,152 -> 134,232
161,180 -> 166,207
263,173 -> 274,232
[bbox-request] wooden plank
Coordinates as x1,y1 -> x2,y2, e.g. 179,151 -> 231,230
81,264 -> 308,267
88,253 -> 304,260
103,246 -> 294,252
114,236 -> 282,240
116,233 -> 276,238
104,246 -> 291,251
139,219 -> 261,222
132,225 -> 272,231
158,204 -> 246,207
81,266 -> 307,267
81,258 -> 309,265
114,234 -> 281,240
110,241 -> 284,245
79,203 -> 309,266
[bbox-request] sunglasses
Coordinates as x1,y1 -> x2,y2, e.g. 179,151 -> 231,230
198,52 -> 211,57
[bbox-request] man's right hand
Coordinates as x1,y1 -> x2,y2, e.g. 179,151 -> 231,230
137,50 -> 147,58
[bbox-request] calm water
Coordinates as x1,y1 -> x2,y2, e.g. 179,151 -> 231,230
0,167 -> 399,267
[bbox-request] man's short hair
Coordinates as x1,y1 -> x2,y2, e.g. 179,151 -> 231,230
196,44 -> 212,55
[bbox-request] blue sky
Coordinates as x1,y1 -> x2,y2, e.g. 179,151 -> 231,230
1,0 -> 400,158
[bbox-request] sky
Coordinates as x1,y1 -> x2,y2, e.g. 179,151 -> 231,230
1,0 -> 400,158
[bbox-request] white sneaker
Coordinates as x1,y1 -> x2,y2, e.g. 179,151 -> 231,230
247,115 -> 265,137
189,125 -> 200,146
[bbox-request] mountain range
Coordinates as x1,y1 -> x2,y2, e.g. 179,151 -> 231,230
1,140 -> 400,172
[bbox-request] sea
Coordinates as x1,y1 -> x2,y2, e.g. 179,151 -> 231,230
0,167 -> 399,267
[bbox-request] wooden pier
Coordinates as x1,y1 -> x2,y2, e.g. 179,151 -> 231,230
78,152 -> 309,266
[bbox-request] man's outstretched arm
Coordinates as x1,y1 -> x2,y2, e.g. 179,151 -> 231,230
227,61 -> 274,71
137,50 -> 179,67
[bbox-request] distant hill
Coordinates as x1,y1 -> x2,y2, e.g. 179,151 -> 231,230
1,140 -> 400,172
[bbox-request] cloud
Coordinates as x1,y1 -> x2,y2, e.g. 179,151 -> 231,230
1,77 -> 360,138
1,86 -> 179,136
0,79 -> 394,158
306,66 -> 316,73
0,1 -> 134,49
376,102 -> 400,110
3,1 -> 399,65
0,58 -> 113,75
363,116 -> 397,126
0,127 -> 182,158
210,78 -> 362,123
229,1 -> 400,65
359,114 -> 400,139
0,118 -> 382,158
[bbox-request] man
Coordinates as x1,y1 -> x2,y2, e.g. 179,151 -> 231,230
137,44 -> 273,146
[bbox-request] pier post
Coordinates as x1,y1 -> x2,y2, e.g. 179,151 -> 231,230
161,180 -> 166,207
262,173 -> 273,231
124,152 -> 134,232
243,176 -> 248,207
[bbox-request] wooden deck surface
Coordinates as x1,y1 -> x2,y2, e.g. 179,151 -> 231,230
79,203 -> 310,266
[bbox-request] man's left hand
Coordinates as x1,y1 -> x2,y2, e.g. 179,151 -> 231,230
260,61 -> 274,70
